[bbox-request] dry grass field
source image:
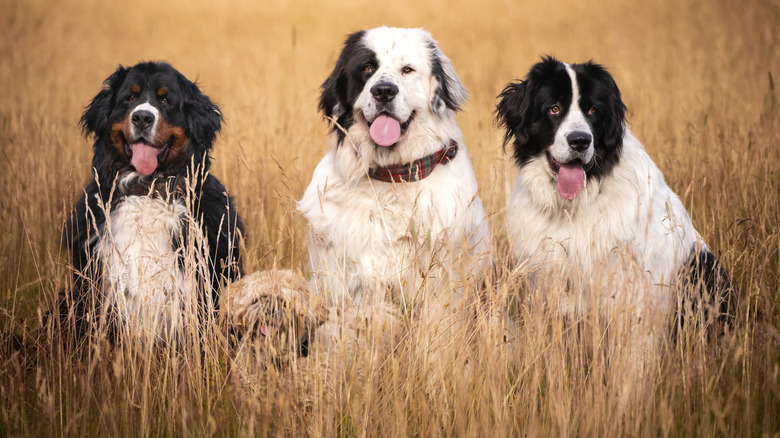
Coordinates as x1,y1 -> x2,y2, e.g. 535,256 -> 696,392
1,0 -> 778,435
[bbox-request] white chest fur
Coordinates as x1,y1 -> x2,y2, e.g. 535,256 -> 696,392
300,150 -> 491,307
96,196 -> 191,341
507,132 -> 701,315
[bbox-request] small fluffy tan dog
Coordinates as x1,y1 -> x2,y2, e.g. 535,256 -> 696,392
221,270 -> 328,365
221,270 -> 401,402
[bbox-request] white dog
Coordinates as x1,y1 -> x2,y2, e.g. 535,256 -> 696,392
223,29 -> 493,408
496,57 -> 734,363
299,27 -> 491,313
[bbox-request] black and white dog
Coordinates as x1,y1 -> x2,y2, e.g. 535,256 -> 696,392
496,57 -> 733,338
65,61 -> 243,342
299,27 -> 491,311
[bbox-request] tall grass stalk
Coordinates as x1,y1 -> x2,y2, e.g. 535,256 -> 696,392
1,0 -> 777,435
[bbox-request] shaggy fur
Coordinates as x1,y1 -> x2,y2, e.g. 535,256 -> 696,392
496,57 -> 734,354
299,27 -> 491,311
64,61 -> 244,342
222,270 -> 401,409
221,270 -> 328,363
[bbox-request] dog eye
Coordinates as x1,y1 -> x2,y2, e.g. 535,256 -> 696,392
402,66 -> 414,74
549,105 -> 560,115
126,95 -> 136,103
160,96 -> 170,104
363,64 -> 374,74
588,107 -> 597,115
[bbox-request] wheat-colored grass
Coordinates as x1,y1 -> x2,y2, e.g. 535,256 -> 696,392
1,0 -> 778,435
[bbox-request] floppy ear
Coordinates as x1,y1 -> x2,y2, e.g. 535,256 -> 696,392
79,65 -> 129,139
319,61 -> 347,120
429,41 -> 468,114
599,68 -> 627,151
319,31 -> 365,121
181,77 -> 223,148
495,80 -> 531,149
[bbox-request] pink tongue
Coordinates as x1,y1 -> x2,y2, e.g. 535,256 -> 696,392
259,325 -> 278,337
369,115 -> 401,146
130,143 -> 159,176
557,162 -> 585,200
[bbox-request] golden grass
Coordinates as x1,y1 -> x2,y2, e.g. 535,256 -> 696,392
1,0 -> 778,435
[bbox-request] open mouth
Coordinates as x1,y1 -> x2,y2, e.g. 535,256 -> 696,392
546,151 -> 586,200
249,297 -> 285,338
368,111 -> 415,147
122,133 -> 173,176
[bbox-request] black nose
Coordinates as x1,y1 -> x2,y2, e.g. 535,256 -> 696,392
370,82 -> 398,103
132,110 -> 155,131
567,131 -> 592,151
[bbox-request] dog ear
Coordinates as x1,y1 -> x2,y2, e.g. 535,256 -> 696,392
597,65 -> 627,151
80,65 -> 129,139
429,41 -> 468,115
319,31 -> 366,121
181,76 -> 223,149
495,80 -> 531,150
319,63 -> 346,120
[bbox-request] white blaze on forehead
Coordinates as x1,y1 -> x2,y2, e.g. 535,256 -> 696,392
548,63 -> 594,164
132,102 -> 160,118
361,27 -> 433,70
355,27 -> 434,126
564,64 -> 580,110
562,63 -> 588,131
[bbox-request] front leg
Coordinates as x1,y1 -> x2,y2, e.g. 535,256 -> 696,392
195,175 -> 245,304
61,179 -> 109,340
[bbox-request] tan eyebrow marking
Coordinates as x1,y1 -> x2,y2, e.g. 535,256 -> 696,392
130,84 -> 141,93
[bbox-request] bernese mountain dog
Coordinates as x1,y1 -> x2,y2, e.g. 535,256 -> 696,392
63,61 -> 244,343
496,57 -> 734,349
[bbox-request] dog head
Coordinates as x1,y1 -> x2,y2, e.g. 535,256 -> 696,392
319,27 -> 467,153
80,61 -> 222,179
496,56 -> 626,200
222,270 -> 328,363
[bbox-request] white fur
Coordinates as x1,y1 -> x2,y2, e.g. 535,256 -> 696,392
549,64 -> 595,166
130,102 -> 160,139
299,27 -> 491,308
96,195 -> 193,342
508,129 -> 702,318
329,27 -> 469,175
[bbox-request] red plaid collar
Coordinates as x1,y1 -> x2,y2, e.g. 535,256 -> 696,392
368,140 -> 458,183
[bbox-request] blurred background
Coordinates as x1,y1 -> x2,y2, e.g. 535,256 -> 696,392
0,0 -> 777,433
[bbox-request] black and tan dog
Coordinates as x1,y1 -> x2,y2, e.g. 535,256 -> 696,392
63,61 -> 243,343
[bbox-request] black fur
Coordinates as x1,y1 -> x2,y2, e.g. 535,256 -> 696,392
319,31 -> 372,144
429,43 -> 463,114
319,30 -> 464,144
63,61 -> 243,335
497,57 -> 736,336
496,56 -> 626,182
677,248 -> 736,335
